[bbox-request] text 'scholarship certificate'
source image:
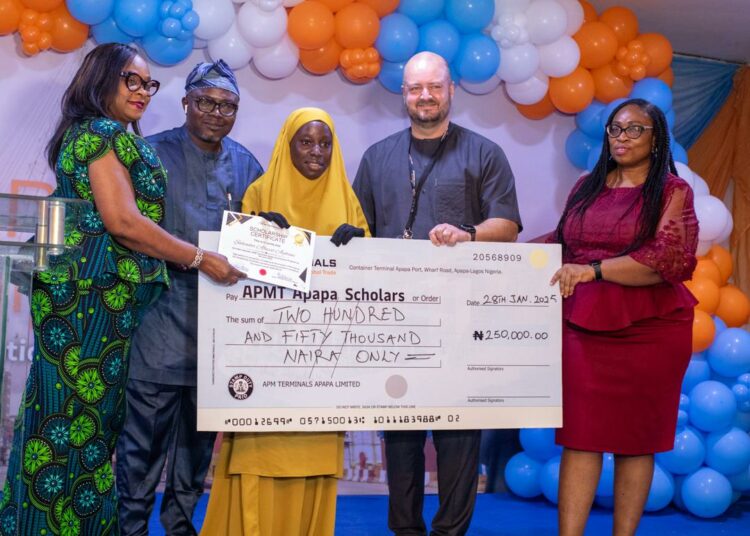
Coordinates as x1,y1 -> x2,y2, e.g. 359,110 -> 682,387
198,231 -> 562,432
217,210 -> 316,292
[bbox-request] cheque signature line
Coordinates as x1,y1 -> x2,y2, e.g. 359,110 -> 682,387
466,364 -> 551,367
467,396 -> 551,399
226,365 -> 443,369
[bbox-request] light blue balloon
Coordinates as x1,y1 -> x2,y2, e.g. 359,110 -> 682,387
565,129 -> 597,170
689,380 -> 737,433
656,426 -> 705,475
707,328 -> 750,378
114,0 -> 160,38
682,467 -> 733,518
445,0 -> 494,34
397,0 -> 445,26
575,100 -> 606,138
596,453 -> 615,497
705,426 -> 750,475
672,141 -> 688,164
454,33 -> 500,83
141,31 -> 193,65
418,20 -> 461,64
714,316 -> 728,336
92,17 -> 135,45
599,97 -> 627,130
181,10 -> 199,31
378,60 -> 406,94
519,428 -> 562,462
539,455 -> 561,504
376,14 -> 419,64
161,17 -> 181,38
586,141 -> 604,171
504,452 -> 543,498
682,354 -> 711,394
645,463 -> 674,511
67,0 -> 115,25
631,78 -> 673,113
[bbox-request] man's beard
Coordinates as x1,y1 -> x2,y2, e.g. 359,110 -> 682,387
408,99 -> 449,128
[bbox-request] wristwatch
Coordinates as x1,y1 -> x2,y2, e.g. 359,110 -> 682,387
589,260 -> 603,281
459,224 -> 476,241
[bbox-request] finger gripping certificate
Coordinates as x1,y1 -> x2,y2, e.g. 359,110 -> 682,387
217,210 -> 316,292
198,233 -> 562,432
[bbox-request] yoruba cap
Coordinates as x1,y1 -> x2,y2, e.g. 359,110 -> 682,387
184,59 -> 239,96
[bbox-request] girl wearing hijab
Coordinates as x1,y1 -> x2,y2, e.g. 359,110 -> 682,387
200,108 -> 369,535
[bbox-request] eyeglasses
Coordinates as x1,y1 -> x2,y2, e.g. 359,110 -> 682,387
120,71 -> 160,96
191,97 -> 238,117
606,124 -> 654,139
403,83 -> 446,96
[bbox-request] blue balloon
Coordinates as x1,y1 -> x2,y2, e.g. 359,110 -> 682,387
67,0 -> 115,25
596,453 -> 615,497
599,97 -> 627,130
575,100 -> 606,138
539,455 -> 561,504
595,494 -> 614,509
705,426 -> 750,475
565,129 -> 598,169
735,409 -> 750,431
453,33 -> 499,83
181,10 -> 199,31
161,17 -> 181,38
682,467 -> 733,518
689,380 -> 737,433
672,474 -> 687,510
631,78 -> 673,113
586,141 -> 604,171
656,426 -> 705,474
707,328 -> 750,378
141,31 -> 193,66
397,0 -> 445,26
714,316 -> 728,336
504,452 -> 543,498
418,20 -> 461,64
445,0 -> 494,34
519,428 -> 562,462
665,108 -> 676,130
645,463 -> 674,511
114,0 -> 160,38
92,17 -> 135,45
169,1 -> 188,18
159,1 -> 171,19
682,354 -> 711,394
727,464 -> 750,492
672,141 -> 688,164
376,14 -> 419,63
378,60 -> 406,94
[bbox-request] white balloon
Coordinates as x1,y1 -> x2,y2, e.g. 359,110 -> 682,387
537,35 -> 579,77
207,21 -> 254,70
696,240 -> 712,256
692,174 -> 710,197
253,35 -> 299,79
494,0 -> 531,21
461,75 -> 501,95
252,0 -> 283,11
283,0 -> 304,5
525,0 -> 568,45
497,43 -> 539,84
505,70 -> 549,105
233,0 -> 248,3
237,3 -> 287,48
193,38 -> 208,49
674,162 -> 695,188
714,210 -> 734,244
193,0 -> 235,41
557,0 -> 584,35
694,195 -> 730,242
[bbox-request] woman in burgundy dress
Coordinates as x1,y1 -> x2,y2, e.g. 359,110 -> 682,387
549,98 -> 698,535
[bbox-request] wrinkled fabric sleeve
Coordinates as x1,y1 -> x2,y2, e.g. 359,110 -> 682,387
629,181 -> 698,282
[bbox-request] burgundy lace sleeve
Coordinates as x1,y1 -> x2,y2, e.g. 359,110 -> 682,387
629,177 -> 699,282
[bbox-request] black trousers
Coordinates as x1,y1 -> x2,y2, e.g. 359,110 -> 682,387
115,379 -> 216,536
385,429 -> 481,536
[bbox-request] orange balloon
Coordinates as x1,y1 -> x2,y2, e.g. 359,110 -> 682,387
317,0 -> 353,12
639,33 -> 673,77
19,0 -> 61,10
549,67 -> 595,114
0,0 -> 23,35
692,258 -> 722,287
591,62 -> 633,103
707,245 -> 733,285
657,66 -> 674,87
356,0 -> 399,17
692,309 -> 716,353
22,39 -> 39,55
335,3 -> 379,49
49,4 -> 87,52
579,0 -> 597,23
288,1 -> 335,50
574,21 -> 618,69
515,92 -> 556,120
299,38 -> 343,75
715,285 -> 750,328
599,6 -> 638,46
685,277 -> 721,315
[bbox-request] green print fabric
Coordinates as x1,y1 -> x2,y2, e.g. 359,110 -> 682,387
0,118 -> 169,535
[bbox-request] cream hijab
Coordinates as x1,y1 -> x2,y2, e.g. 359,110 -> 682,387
241,107 -> 370,237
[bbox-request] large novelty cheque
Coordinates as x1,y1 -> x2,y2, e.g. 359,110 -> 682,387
198,232 -> 562,432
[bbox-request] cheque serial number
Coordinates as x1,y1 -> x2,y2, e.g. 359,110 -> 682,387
472,253 -> 522,262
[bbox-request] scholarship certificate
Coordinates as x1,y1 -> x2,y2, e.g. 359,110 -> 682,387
198,232 -> 562,432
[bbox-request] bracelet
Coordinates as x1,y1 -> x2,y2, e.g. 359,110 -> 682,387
590,260 -> 603,281
187,247 -> 203,270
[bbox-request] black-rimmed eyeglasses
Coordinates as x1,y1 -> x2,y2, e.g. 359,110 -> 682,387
606,124 -> 654,139
120,71 -> 160,96
191,97 -> 238,117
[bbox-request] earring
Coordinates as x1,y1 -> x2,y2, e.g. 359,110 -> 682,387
183,104 -> 187,113
651,146 -> 658,156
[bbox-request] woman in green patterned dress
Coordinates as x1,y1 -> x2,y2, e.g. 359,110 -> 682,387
0,44 -> 244,536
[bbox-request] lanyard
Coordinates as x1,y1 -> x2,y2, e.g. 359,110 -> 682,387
402,124 -> 452,239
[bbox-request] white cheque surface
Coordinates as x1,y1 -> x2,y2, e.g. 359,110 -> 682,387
198,232 -> 562,432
